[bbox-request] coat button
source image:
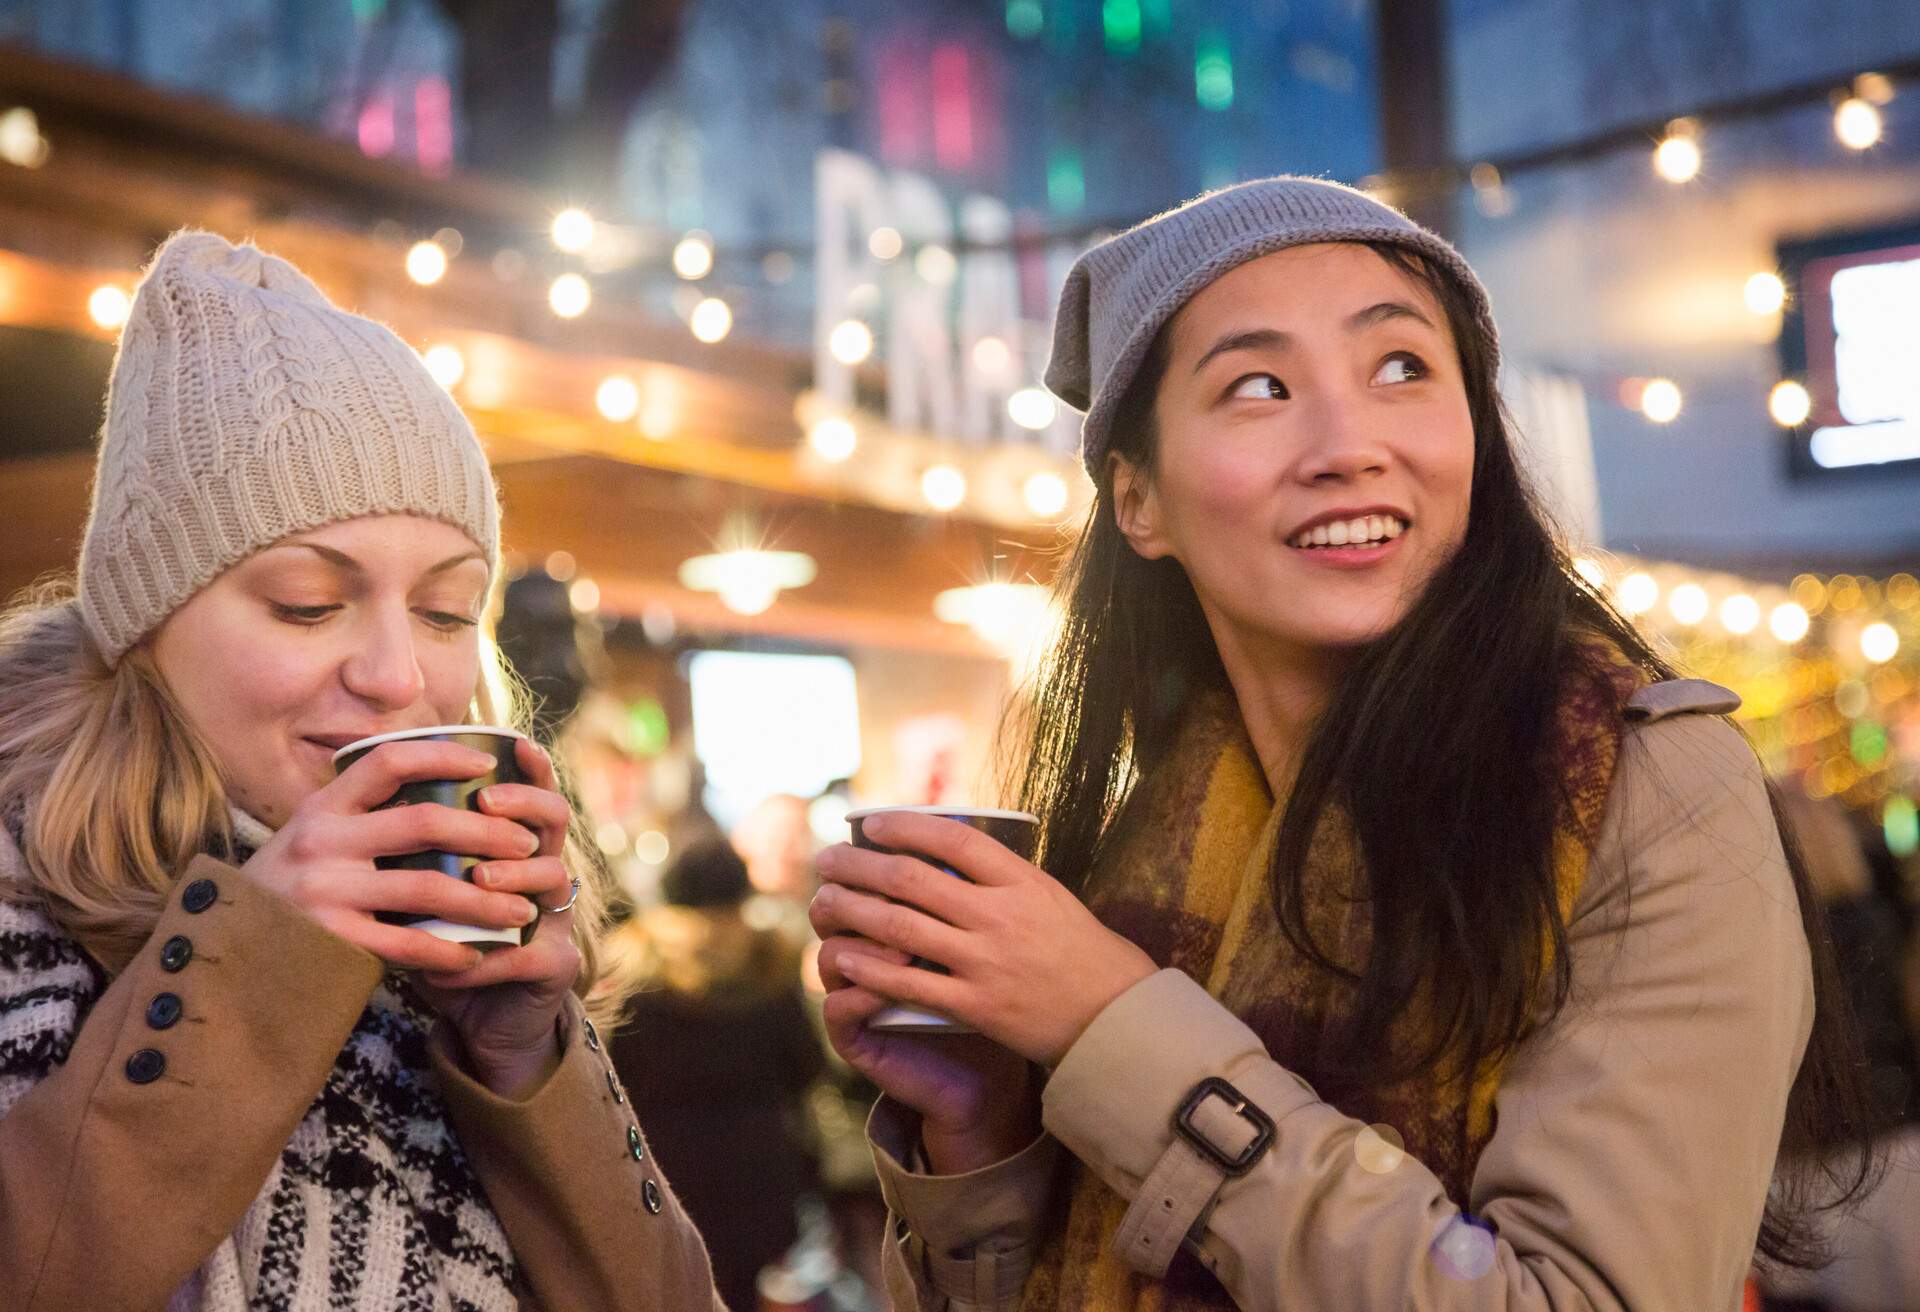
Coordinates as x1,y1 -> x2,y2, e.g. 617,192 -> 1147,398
146,992 -> 183,1029
627,1125 -> 644,1161
642,1179 -> 662,1214
125,1048 -> 166,1084
181,879 -> 218,914
582,1018 -> 600,1052
159,936 -> 193,972
606,1070 -> 624,1104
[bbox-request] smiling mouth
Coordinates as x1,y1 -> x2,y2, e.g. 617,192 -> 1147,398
1288,514 -> 1408,550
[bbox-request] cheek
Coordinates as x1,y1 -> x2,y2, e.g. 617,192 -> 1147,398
423,640 -> 483,724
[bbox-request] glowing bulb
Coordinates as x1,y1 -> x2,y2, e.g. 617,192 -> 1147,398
551,208 -> 595,254
829,319 -> 874,365
972,335 -> 1012,377
1617,571 -> 1660,615
548,273 -> 591,318
1572,556 -> 1608,589
672,233 -> 714,280
596,375 -> 640,421
1770,602 -> 1811,643
1834,97 -> 1883,151
422,343 -> 465,389
0,106 -> 49,168
690,296 -> 733,343
568,578 -> 601,613
1653,128 -> 1702,183
87,285 -> 130,330
1769,380 -> 1812,427
868,227 -> 903,261
915,244 -> 958,285
1744,272 -> 1786,315
1719,593 -> 1760,635
1668,583 -> 1709,626
1008,387 -> 1058,431
405,240 -> 448,285
808,417 -> 858,462
921,464 -> 967,512
1023,471 -> 1070,517
1862,622 -> 1900,664
1639,378 -> 1683,424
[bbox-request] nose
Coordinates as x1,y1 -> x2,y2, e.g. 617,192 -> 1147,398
340,606 -> 426,711
1293,385 -> 1390,485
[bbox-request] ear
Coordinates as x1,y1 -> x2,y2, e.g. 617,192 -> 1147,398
1109,452 -> 1172,561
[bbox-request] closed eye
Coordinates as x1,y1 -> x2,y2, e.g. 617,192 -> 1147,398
1227,373 -> 1289,402
1374,352 -> 1431,386
417,610 -> 479,632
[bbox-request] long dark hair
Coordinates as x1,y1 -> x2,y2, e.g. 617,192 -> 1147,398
1009,242 -> 1884,1268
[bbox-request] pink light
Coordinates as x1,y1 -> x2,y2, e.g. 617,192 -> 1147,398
932,43 -> 973,170
357,93 -> 394,158
876,41 -> 925,165
415,77 -> 452,175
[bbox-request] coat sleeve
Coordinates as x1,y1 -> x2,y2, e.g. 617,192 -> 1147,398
0,856 -> 384,1312
1038,710 -> 1815,1311
429,994 -> 726,1312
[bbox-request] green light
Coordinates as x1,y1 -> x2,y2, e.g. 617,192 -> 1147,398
1006,0 -> 1044,39
1103,0 -> 1142,52
1196,34 -> 1234,111
1047,148 -> 1085,213
1886,796 -> 1919,857
1851,719 -> 1888,767
1141,0 -> 1172,36
350,0 -> 387,20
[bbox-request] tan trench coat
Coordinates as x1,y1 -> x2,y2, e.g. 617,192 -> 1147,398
0,856 -> 724,1311
868,680 -> 1817,1312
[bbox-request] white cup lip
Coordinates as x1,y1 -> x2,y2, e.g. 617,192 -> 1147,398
331,724 -> 526,765
845,804 -> 1039,824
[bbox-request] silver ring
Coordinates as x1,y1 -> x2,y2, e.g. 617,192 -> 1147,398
544,877 -> 583,915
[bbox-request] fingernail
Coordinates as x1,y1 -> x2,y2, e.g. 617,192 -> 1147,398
521,830 -> 540,857
478,787 -> 498,809
473,865 -> 494,887
515,900 -> 537,925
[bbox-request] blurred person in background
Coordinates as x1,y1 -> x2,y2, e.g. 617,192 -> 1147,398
608,837 -> 827,1311
809,177 -> 1888,1311
0,232 -> 719,1309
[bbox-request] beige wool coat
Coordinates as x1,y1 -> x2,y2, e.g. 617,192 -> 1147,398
868,680 -> 1816,1312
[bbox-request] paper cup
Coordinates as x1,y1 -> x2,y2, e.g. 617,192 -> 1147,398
847,805 -> 1038,1034
332,725 -> 533,951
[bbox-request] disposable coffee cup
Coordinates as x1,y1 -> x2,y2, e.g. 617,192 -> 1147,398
846,805 -> 1039,1033
332,725 -> 534,951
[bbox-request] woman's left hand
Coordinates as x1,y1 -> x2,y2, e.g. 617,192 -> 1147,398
809,811 -> 1156,1067
413,737 -> 582,1098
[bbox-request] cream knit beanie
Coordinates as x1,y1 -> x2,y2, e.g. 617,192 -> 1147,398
78,230 -> 499,666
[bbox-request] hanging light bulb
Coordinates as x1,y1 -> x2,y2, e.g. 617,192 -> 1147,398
1023,470 -> 1070,518
1719,593 -> 1760,635
1769,602 -> 1811,643
1007,387 -> 1058,431
87,285 -> 131,330
690,296 -> 733,343
1861,622 -> 1900,664
829,319 -> 874,365
808,417 -> 858,463
672,232 -> 715,280
548,273 -> 591,318
1617,571 -> 1660,616
1833,97 -> 1883,151
405,240 -> 448,285
1668,583 -> 1709,626
1744,272 -> 1786,315
1653,120 -> 1702,183
422,343 -> 466,389
596,375 -> 640,421
1769,380 -> 1812,427
551,208 -> 595,254
921,465 -> 967,512
1639,378 -> 1683,424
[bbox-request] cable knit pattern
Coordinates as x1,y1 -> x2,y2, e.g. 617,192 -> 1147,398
0,821 -> 518,1311
78,230 -> 499,666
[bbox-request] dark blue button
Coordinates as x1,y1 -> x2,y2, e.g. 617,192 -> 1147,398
642,1179 -> 662,1213
146,993 -> 182,1029
159,936 -> 193,972
181,879 -> 218,914
627,1125 -> 644,1161
607,1070 -> 624,1104
125,1049 -> 165,1084
582,1018 -> 600,1052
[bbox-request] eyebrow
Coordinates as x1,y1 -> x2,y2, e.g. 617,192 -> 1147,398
1190,300 -> 1438,375
263,542 -> 487,577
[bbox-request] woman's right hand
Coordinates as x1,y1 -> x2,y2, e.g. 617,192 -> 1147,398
815,934 -> 1040,1175
241,740 -> 544,975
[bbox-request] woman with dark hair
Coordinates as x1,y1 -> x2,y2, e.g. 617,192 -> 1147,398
806,177 -> 1885,1310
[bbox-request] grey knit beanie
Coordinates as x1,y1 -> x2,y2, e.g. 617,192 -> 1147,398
78,230 -> 499,666
1046,175 -> 1500,477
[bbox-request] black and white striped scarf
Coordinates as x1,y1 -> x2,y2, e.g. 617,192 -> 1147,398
0,816 -> 520,1311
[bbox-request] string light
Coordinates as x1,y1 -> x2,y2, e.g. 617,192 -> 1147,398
921,464 -> 967,512
405,240 -> 448,286
972,336 -> 1013,378
1668,582 -> 1709,626
1639,378 -> 1683,423
1744,272 -> 1787,315
915,244 -> 958,285
1769,602 -> 1811,643
422,343 -> 465,389
548,273 -> 591,318
1617,571 -> 1660,615
1862,622 -> 1900,664
596,375 -> 640,421
1769,380 -> 1812,427
1833,97 -> 1883,150
568,578 -> 601,612
829,319 -> 875,365
0,106 -> 49,168
87,285 -> 130,330
808,417 -> 858,462
1719,593 -> 1761,635
551,208 -> 595,254
672,232 -> 714,280
690,296 -> 733,343
868,227 -> 904,261
1653,120 -> 1702,183
1023,470 -> 1070,517
1008,387 -> 1057,431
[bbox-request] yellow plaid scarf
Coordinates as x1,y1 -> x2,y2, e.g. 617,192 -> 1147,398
1020,635 -> 1649,1309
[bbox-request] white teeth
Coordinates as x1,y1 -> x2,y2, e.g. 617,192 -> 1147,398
1366,515 -> 1383,541
1327,520 -> 1350,546
1289,515 -> 1409,549
1346,517 -> 1370,542
1310,524 -> 1330,546
1386,518 -> 1403,539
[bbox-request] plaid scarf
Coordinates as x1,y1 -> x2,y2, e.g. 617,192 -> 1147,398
1020,635 -> 1649,1309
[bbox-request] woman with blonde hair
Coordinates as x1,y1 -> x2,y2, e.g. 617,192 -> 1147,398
0,232 -> 721,1310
